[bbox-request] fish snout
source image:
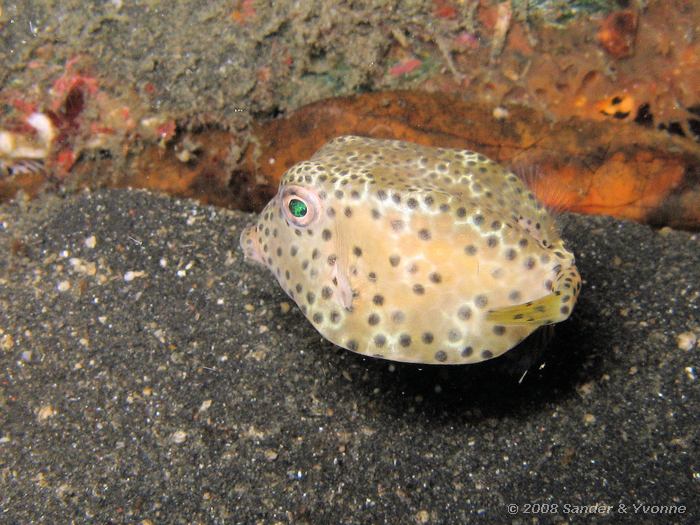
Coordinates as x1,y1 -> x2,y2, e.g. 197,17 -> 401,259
240,224 -> 265,266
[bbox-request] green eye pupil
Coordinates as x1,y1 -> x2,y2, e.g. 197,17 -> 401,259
289,198 -> 308,218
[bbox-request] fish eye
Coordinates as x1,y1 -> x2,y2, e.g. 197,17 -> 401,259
288,198 -> 308,218
282,186 -> 320,227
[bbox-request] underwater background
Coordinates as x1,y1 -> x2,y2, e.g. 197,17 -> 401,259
0,1 -> 698,523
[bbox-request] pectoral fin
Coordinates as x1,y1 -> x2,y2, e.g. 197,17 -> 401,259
331,262 -> 354,311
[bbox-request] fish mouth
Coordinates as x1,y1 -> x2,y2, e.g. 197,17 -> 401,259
239,224 -> 265,266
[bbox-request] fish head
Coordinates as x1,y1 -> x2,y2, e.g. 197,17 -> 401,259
240,159 -> 353,306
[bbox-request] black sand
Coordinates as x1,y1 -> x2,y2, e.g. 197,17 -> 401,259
0,188 -> 698,523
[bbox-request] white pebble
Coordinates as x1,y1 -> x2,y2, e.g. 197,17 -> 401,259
677,331 -> 697,351
170,430 -> 187,444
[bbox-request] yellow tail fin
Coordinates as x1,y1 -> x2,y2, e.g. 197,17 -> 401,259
486,264 -> 581,326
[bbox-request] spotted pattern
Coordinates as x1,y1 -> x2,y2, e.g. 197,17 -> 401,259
240,135 -> 581,365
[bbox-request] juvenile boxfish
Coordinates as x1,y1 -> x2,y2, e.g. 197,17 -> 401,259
240,136 -> 581,364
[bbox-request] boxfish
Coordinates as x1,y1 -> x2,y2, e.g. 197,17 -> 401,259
241,136 -> 581,364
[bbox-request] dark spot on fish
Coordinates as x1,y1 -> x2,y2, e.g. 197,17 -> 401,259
458,305 -> 472,320
429,272 -> 442,284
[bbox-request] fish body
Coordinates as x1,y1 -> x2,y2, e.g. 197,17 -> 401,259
241,136 -> 581,364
